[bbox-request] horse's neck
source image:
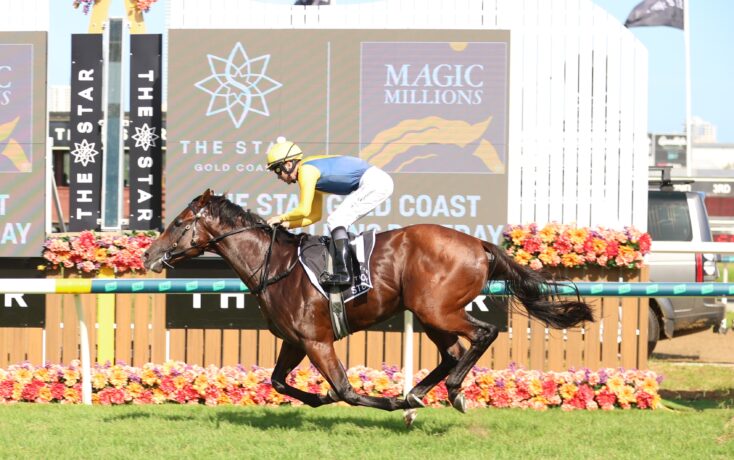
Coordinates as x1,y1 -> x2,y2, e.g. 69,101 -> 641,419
214,228 -> 294,290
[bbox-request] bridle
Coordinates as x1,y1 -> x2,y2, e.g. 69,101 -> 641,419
160,201 -> 302,295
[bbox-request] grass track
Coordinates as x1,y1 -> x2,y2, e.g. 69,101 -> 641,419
0,403 -> 732,459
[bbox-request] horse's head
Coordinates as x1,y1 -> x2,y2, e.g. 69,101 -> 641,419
143,189 -> 215,273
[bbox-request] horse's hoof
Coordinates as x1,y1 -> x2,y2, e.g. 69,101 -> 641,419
327,389 -> 340,402
452,394 -> 467,413
403,409 -> 418,428
406,393 -> 425,408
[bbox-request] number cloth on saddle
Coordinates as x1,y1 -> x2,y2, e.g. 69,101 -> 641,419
298,229 -> 376,302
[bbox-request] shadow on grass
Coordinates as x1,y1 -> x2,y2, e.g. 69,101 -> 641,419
103,407 -> 455,434
661,395 -> 734,411
214,409 -> 454,434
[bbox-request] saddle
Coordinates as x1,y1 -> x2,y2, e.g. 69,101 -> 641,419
298,230 -> 376,340
298,229 -> 376,302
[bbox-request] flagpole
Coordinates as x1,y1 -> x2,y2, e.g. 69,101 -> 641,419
684,0 -> 692,177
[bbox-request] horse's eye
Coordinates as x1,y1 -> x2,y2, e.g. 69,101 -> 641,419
174,218 -> 182,227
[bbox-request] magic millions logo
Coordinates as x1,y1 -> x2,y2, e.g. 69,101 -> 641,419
195,42 -> 282,129
359,42 -> 508,174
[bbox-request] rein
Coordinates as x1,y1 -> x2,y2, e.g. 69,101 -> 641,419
161,204 -> 302,295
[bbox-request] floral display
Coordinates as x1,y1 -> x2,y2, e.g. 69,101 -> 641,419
40,231 -> 156,276
503,223 -> 652,270
73,0 -> 157,14
136,0 -> 158,13
72,0 -> 96,15
0,361 -> 661,410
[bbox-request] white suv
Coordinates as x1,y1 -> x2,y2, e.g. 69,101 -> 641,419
647,173 -> 725,354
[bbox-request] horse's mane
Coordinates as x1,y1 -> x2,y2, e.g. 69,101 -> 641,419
202,195 -> 303,243
204,195 -> 267,228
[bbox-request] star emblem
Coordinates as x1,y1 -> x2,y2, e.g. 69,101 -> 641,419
131,123 -> 159,151
194,42 -> 283,128
70,138 -> 99,167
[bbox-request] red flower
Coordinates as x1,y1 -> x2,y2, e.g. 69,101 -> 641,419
522,237 -> 542,253
553,238 -> 572,254
596,387 -> 616,408
605,241 -> 619,257
0,379 -> 14,399
541,379 -> 557,399
50,382 -> 66,401
638,233 -> 652,253
21,380 -> 44,401
636,390 -> 654,409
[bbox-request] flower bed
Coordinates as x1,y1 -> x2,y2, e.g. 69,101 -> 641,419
40,231 -> 156,276
0,361 -> 661,410
503,223 -> 652,270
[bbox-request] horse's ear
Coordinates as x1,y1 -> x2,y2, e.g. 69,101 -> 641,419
199,189 -> 213,204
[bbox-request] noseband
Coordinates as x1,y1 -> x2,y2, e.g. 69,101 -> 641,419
160,202 -> 301,294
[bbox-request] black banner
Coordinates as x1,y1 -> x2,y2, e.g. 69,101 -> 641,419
166,258 -> 269,329
0,259 -> 45,328
128,34 -> 163,230
69,34 -> 103,231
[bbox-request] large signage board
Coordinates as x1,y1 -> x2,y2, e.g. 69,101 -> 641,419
168,30 -> 509,242
0,32 -> 47,257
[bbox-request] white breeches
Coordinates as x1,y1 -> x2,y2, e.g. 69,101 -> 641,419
326,166 -> 394,231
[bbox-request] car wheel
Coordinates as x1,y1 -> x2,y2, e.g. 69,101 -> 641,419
647,306 -> 660,357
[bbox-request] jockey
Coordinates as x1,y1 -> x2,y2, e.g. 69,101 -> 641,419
265,137 -> 394,288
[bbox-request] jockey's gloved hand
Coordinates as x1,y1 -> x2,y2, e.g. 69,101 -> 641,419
266,216 -> 282,227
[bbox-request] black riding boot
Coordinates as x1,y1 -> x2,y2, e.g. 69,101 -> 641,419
320,236 -> 352,288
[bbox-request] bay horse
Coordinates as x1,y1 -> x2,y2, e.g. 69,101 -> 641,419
144,189 -> 593,416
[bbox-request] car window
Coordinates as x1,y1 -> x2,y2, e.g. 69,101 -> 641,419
648,191 -> 693,241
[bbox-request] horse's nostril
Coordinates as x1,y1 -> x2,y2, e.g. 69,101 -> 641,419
143,251 -> 149,260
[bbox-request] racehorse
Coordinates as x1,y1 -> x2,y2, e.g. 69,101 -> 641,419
144,189 -> 593,417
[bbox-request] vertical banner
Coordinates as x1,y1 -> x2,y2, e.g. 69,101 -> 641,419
69,34 -> 103,231
128,34 -> 163,229
0,32 -> 47,257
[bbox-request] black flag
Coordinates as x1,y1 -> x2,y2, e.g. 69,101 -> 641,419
625,0 -> 684,30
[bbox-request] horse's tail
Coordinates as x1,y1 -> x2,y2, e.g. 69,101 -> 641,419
482,241 -> 594,329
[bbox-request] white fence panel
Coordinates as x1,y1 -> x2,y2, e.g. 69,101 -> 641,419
519,0 -> 540,223
605,15 -> 622,227
561,0 -> 581,224
575,0 -> 594,226
617,31 -> 636,224
0,0 -> 48,31
547,0 -> 566,222
633,45 -> 650,228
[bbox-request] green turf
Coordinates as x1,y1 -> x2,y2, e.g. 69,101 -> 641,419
0,404 -> 731,459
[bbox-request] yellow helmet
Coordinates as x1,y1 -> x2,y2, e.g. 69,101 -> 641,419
266,137 -> 303,169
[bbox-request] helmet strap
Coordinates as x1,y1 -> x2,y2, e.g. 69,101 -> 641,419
282,159 -> 300,176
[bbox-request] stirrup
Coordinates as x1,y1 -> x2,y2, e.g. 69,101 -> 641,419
320,271 -> 352,288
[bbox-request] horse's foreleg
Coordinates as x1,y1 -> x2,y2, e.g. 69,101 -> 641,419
444,315 -> 498,412
271,341 -> 336,408
404,326 -> 465,407
304,340 -> 403,412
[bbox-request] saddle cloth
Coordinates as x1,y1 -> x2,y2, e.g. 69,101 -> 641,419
298,229 -> 376,303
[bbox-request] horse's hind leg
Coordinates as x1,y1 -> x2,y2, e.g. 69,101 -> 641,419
304,340 -> 403,411
443,314 -> 498,412
404,326 -> 466,407
271,341 -> 336,407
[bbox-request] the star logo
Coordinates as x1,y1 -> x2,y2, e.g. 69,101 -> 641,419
131,123 -> 159,151
195,42 -> 283,129
70,138 -> 99,167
